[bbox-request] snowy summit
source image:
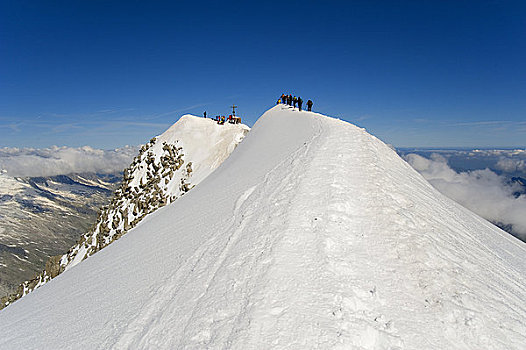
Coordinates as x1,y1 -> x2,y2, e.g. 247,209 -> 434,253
0,106 -> 525,349
1,115 -> 249,307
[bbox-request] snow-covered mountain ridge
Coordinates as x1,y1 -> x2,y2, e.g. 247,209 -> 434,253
0,115 -> 249,309
0,106 -> 524,349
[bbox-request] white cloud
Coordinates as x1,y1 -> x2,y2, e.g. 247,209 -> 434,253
405,153 -> 526,240
495,157 -> 526,173
0,146 -> 138,177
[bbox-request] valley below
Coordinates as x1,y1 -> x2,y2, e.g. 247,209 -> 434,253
0,172 -> 120,296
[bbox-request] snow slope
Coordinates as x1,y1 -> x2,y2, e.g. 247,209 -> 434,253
0,106 -> 525,349
63,114 -> 250,271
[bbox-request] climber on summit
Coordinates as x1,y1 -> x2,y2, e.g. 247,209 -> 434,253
307,99 -> 313,111
297,97 -> 303,111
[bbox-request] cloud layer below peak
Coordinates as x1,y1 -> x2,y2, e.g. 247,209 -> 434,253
405,153 -> 526,240
0,146 -> 138,177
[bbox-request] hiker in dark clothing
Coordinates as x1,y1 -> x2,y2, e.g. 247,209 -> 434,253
288,94 -> 292,106
203,111 -> 207,118
281,94 -> 287,104
293,96 -> 298,108
307,99 -> 313,111
298,97 -> 303,111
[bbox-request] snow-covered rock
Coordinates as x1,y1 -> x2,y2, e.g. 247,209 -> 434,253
0,106 -> 524,349
0,115 -> 249,309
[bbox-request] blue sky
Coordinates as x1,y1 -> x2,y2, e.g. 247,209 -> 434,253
1,0 -> 525,149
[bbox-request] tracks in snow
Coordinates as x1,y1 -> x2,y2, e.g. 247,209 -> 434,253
111,111 -> 526,349
110,113 -> 324,349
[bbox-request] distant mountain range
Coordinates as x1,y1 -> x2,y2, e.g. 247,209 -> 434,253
0,172 -> 120,296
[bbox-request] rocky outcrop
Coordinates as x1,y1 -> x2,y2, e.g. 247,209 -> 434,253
1,117 -> 249,310
45,255 -> 64,279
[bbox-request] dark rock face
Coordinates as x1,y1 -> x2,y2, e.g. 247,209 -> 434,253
510,177 -> 526,198
0,194 -> 13,202
0,244 -> 26,257
44,256 -> 64,279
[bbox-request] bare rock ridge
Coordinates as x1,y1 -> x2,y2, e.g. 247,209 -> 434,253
0,116 -> 249,309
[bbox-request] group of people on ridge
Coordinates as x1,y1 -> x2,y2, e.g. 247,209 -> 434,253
203,111 -> 241,125
278,94 -> 313,112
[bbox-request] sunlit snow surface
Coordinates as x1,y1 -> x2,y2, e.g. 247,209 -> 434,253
0,106 -> 525,349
